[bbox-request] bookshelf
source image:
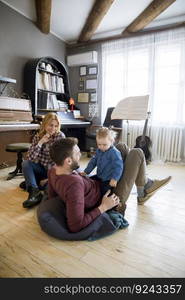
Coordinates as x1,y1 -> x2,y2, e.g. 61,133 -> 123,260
23,57 -> 70,117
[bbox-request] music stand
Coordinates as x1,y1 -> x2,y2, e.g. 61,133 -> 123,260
111,95 -> 149,145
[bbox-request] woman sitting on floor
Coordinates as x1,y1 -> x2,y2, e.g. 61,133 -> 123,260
22,112 -> 65,208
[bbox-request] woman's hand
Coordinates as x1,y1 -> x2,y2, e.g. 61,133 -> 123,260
98,190 -> 120,214
38,133 -> 50,146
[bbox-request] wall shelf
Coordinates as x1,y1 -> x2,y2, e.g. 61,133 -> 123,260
38,88 -> 64,95
38,67 -> 64,78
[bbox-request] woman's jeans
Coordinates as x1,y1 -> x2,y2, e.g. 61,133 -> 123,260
22,160 -> 48,191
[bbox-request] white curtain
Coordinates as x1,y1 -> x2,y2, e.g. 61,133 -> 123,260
102,27 -> 185,162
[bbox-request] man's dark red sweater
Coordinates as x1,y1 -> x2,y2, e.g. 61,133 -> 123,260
48,167 -> 102,232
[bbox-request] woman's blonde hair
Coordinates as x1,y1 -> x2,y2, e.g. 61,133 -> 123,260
96,127 -> 117,142
38,112 -> 61,138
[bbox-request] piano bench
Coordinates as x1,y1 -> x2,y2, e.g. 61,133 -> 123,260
5,143 -> 31,180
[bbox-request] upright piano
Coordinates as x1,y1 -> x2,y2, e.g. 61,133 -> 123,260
57,111 -> 91,151
37,111 -> 91,151
0,97 -> 39,166
0,95 -> 91,167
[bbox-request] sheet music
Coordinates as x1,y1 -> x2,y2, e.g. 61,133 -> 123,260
0,97 -> 31,111
111,95 -> 149,120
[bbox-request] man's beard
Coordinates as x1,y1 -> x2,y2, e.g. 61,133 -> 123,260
71,160 -> 80,171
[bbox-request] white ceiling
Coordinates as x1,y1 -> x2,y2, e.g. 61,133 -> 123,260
2,0 -> 185,44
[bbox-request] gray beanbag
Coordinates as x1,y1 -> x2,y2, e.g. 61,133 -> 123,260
37,194 -> 128,241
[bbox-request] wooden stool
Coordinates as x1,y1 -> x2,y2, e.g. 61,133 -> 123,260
5,143 -> 31,180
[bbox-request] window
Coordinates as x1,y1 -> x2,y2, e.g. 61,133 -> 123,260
102,28 -> 185,126
153,44 -> 182,124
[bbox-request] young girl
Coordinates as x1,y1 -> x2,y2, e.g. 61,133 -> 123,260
22,112 -> 65,208
81,127 -> 124,196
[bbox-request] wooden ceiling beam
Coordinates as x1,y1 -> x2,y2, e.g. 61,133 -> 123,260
122,0 -> 176,35
68,21 -> 185,48
35,0 -> 52,34
78,0 -> 115,43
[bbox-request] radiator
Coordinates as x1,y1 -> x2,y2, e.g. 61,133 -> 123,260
121,122 -> 183,162
150,126 -> 183,162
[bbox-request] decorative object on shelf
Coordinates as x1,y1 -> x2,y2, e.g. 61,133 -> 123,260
88,66 -> 98,75
45,64 -> 53,72
78,93 -> 89,103
86,78 -> 97,90
40,62 -> 46,69
90,92 -> 97,102
79,66 -> 87,76
69,97 -> 75,111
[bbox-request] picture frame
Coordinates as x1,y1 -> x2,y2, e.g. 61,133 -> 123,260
90,92 -> 97,102
89,103 -> 98,117
77,93 -> 89,103
79,66 -> 87,76
78,80 -> 85,91
88,66 -> 98,75
86,78 -> 97,90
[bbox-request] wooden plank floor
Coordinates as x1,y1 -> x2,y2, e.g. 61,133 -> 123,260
0,156 -> 185,278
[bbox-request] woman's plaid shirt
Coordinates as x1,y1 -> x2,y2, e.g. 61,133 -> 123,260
27,131 -> 65,169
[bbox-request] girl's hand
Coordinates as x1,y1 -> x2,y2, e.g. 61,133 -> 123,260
109,179 -> 117,187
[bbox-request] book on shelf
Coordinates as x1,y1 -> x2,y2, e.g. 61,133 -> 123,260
58,100 -> 68,111
51,94 -> 59,110
38,91 -> 70,111
38,72 -> 49,90
56,77 -> 64,93
38,71 -> 64,93
47,95 -> 52,109
47,94 -> 59,110
38,91 -> 48,109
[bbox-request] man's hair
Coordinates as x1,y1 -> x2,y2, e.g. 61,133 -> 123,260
96,127 -> 117,142
50,137 -> 78,166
